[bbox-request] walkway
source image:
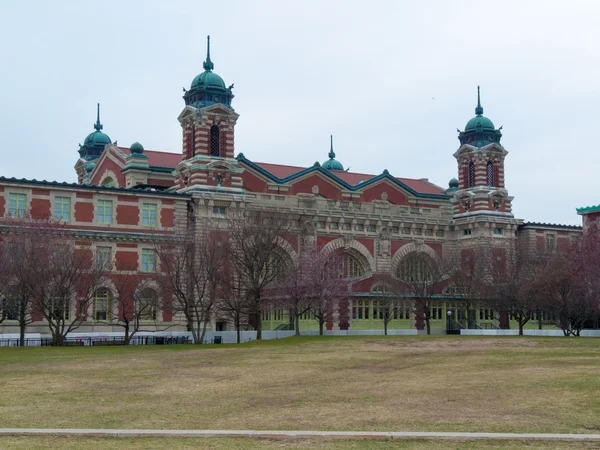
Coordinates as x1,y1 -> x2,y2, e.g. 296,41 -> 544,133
1,428 -> 600,441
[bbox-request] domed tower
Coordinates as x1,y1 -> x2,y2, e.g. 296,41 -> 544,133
451,87 -> 512,217
176,36 -> 242,192
78,104 -> 111,161
75,104 -> 112,183
322,135 -> 344,171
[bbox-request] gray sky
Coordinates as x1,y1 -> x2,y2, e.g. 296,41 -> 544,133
1,0 -> 599,225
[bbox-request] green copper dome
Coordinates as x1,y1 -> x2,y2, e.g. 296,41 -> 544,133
465,114 -> 496,131
184,36 -> 234,110
458,87 -> 502,148
78,104 -> 112,161
449,178 -> 459,188
191,71 -> 226,90
322,135 -> 344,171
130,142 -> 144,154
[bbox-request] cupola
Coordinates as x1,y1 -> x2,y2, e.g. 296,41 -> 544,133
322,135 -> 344,171
78,104 -> 112,161
457,87 -> 502,148
183,36 -> 234,110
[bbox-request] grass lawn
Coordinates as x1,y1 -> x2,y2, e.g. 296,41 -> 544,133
1,336 -> 600,436
1,436 -> 599,450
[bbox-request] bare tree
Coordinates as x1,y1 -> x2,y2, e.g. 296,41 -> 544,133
154,226 -> 227,344
31,237 -> 107,346
226,210 -> 293,340
491,242 -> 541,335
98,273 -> 164,345
306,250 -> 349,336
445,248 -> 491,330
219,273 -> 252,343
397,252 -> 447,335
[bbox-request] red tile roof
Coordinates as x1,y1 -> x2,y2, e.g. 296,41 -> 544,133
118,147 -> 181,168
253,162 -> 445,195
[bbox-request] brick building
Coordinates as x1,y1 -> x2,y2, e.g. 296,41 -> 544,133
0,38 -> 583,335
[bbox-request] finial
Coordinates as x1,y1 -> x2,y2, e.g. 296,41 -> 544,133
94,103 -> 103,131
203,35 -> 214,71
328,135 -> 336,159
475,85 -> 483,115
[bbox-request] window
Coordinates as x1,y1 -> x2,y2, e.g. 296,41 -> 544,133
342,223 -> 351,230
96,246 -> 112,269
367,225 -> 376,232
397,253 -> 436,282
136,288 -> 158,321
424,229 -> 433,236
93,288 -> 110,321
54,196 -> 71,221
8,193 -> 26,217
487,161 -> 494,187
141,249 -> 156,272
354,224 -> 364,231
430,304 -> 443,320
328,252 -> 365,279
101,177 -> 116,188
493,228 -> 504,236
315,221 -> 325,229
50,297 -> 70,321
391,226 -> 399,234
97,200 -> 113,224
463,229 -> 472,236
142,203 -> 157,226
401,227 -> 411,235
435,230 -> 444,237
352,300 -> 369,320
413,228 -> 422,235
1,296 -> 19,321
209,124 -> 220,157
468,161 -> 475,187
546,234 -> 556,253
213,206 -> 226,216
329,223 -> 338,230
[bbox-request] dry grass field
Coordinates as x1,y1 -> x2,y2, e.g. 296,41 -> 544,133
0,436 -> 599,450
1,335 -> 600,447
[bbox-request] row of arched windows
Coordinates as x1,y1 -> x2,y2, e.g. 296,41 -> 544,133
467,161 -> 497,188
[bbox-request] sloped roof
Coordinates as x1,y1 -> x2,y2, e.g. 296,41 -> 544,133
118,147 -> 181,168
252,162 -> 446,196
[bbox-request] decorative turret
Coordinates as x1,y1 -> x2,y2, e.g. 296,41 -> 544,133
78,104 -> 112,161
452,87 -> 512,218
322,135 -> 344,171
183,36 -> 234,109
457,87 -> 502,148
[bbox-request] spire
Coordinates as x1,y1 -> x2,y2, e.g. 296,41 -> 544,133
203,35 -> 214,71
475,85 -> 484,116
94,103 -> 103,131
328,134 -> 336,159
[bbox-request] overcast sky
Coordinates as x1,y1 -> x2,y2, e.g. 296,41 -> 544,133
1,0 -> 599,225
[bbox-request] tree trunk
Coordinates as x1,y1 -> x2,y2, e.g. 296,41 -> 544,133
319,319 -> 324,336
295,313 -> 300,336
426,317 -> 431,335
256,314 -> 262,340
19,324 -> 25,347
235,315 -> 241,344
518,321 -> 524,336
384,321 -> 388,336
124,322 -> 131,345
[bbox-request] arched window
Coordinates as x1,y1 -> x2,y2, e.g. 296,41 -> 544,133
187,125 -> 196,159
101,177 -> 116,188
397,253 -> 437,283
136,288 -> 158,321
487,161 -> 494,187
209,125 -> 220,157
326,252 -> 365,279
468,161 -> 475,188
93,288 -> 111,321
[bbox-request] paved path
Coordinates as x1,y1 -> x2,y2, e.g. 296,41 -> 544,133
1,428 -> 600,441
